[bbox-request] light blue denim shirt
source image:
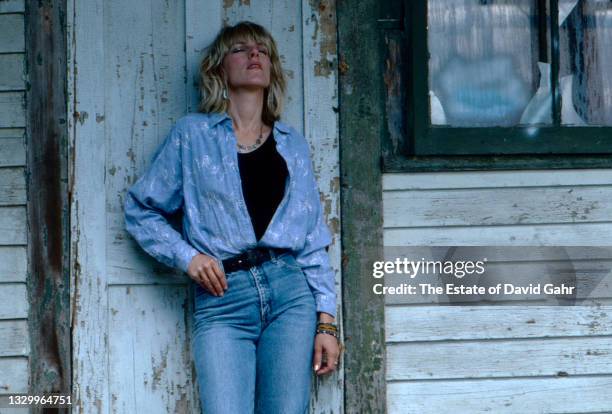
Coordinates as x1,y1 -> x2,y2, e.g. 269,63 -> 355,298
124,112 -> 336,317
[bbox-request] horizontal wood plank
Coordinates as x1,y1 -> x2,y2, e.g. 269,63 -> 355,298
0,135 -> 25,166
0,0 -> 24,13
384,186 -> 612,228
0,206 -> 26,244
388,376 -> 612,414
0,92 -> 25,128
0,14 -> 24,53
386,306 -> 612,342
0,357 -> 28,394
0,246 -> 26,282
383,170 -> 612,191
387,336 -> 612,380
0,167 -> 25,205
384,222 -> 612,245
0,283 -> 27,318
0,54 -> 25,91
0,320 -> 29,356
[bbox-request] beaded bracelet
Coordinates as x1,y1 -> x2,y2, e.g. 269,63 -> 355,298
316,328 -> 339,338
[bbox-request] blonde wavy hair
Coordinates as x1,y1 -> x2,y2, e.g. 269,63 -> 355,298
198,21 -> 287,126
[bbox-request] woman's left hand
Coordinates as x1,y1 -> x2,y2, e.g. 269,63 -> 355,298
313,333 -> 340,375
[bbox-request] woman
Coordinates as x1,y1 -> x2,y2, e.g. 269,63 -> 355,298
124,21 -> 340,413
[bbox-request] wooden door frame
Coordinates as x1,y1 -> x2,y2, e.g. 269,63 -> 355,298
25,0 -> 72,408
337,0 -> 387,412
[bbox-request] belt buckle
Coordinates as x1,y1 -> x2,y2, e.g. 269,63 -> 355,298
246,249 -> 259,267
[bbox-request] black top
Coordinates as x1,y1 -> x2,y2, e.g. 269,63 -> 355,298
237,131 -> 289,241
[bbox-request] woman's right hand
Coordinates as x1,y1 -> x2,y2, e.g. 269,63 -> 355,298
187,253 -> 227,296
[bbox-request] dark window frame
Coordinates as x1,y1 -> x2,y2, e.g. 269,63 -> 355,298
383,0 -> 612,172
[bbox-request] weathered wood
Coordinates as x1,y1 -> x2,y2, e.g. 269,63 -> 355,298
0,283 -> 27,318
0,136 -> 25,166
185,0 -> 220,112
0,92 -> 25,127
0,54 -> 25,91
388,336 -> 612,380
384,222 -> 612,245
302,1 -> 342,412
68,0 -> 108,409
383,169 -> 612,191
338,0 -> 386,412
0,357 -> 28,393
0,320 -> 29,357
26,0 -> 70,409
387,377 -> 612,414
384,186 -> 612,228
0,167 -> 26,205
386,306 -> 612,342
108,285 -> 196,413
0,14 -> 24,53
0,0 -> 24,13
0,206 -> 26,244
0,246 -> 27,282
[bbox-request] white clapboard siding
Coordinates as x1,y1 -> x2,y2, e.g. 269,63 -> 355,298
0,207 -> 26,245
383,170 -> 612,245
387,377 -> 612,414
384,170 -> 612,413
0,284 -> 27,319
0,0 -> 24,13
0,358 -> 28,394
0,320 -> 29,357
385,222 -> 612,246
384,186 -> 612,227
0,247 -> 26,283
0,135 -> 26,166
0,14 -> 24,53
0,54 -> 25,91
0,168 -> 26,205
387,336 -> 612,380
108,286 -> 195,413
386,306 -> 612,342
0,92 -> 25,128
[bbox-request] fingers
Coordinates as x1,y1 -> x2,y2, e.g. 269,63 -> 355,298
192,255 -> 227,296
313,341 -> 323,374
314,335 -> 340,376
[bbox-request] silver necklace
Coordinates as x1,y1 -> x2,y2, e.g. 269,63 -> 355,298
236,124 -> 264,153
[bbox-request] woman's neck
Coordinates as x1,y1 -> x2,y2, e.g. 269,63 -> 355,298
227,89 -> 265,132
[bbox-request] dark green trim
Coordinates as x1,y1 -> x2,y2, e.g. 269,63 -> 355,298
338,0 -> 386,412
384,153 -> 612,172
25,0 -> 71,404
415,126 -> 612,156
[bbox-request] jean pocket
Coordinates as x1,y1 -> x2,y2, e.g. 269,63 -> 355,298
276,253 -> 303,271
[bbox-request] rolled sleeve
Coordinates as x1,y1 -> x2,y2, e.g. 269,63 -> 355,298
124,124 -> 199,273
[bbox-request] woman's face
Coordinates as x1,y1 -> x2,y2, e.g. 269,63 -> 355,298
222,39 -> 272,92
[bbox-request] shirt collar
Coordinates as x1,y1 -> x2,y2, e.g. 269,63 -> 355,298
208,112 -> 291,135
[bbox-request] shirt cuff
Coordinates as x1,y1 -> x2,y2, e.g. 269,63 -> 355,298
175,243 -> 200,274
314,293 -> 337,319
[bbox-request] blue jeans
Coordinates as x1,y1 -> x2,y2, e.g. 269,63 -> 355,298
191,252 -> 317,414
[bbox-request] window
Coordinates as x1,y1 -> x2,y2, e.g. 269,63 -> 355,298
382,0 -> 612,171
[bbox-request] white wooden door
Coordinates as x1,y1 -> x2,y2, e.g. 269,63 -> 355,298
69,1 -> 341,413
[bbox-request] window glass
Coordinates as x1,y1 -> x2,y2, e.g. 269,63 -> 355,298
428,0 -> 547,127
560,0 -> 612,125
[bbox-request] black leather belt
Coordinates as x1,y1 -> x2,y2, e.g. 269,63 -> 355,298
221,247 -> 291,274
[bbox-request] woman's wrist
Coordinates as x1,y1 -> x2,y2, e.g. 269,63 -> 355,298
317,312 -> 335,323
